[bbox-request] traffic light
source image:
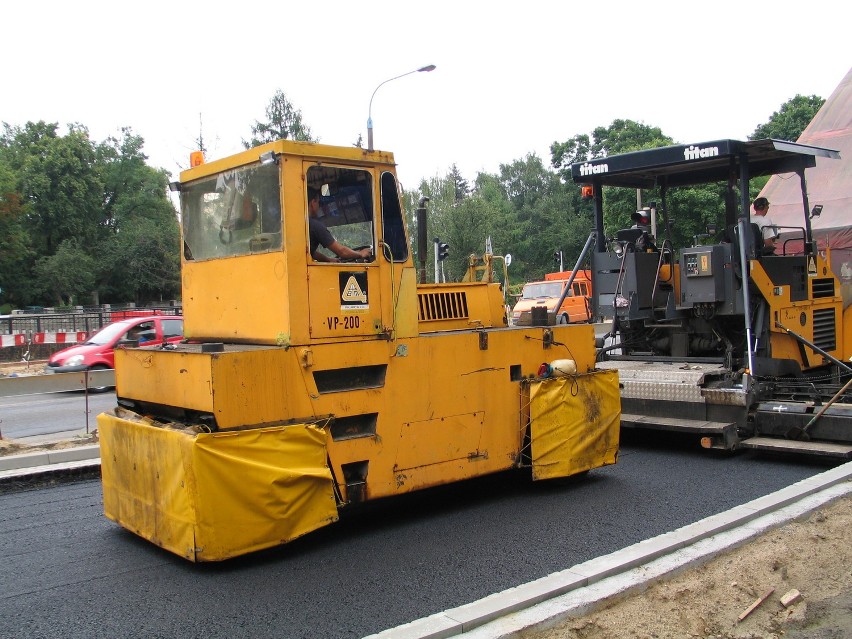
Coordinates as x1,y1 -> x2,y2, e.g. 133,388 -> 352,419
438,241 -> 450,261
631,209 -> 651,228
554,251 -> 560,265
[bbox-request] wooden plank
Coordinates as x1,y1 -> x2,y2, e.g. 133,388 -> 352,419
738,588 -> 775,622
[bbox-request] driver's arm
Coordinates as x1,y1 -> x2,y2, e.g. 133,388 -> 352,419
329,241 -> 371,260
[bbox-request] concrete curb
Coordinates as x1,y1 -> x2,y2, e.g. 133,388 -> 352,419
0,444 -> 100,480
364,461 -> 852,639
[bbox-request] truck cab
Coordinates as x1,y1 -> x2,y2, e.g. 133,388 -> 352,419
512,270 -> 592,325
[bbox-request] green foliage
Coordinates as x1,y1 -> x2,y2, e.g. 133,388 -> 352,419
750,95 -> 825,142
404,172 -> 464,281
244,90 -> 315,147
33,239 -> 96,305
590,119 -> 671,157
0,162 -> 34,305
0,90 -> 824,312
101,216 -> 180,304
552,120 -> 676,245
0,120 -> 180,308
448,164 -> 469,203
404,155 -> 592,286
406,98 -> 824,291
550,133 -> 591,181
3,122 -> 104,255
94,129 -> 181,302
489,154 -> 579,282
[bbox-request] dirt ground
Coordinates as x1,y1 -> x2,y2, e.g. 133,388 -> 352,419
527,495 -> 852,639
0,359 -> 47,376
0,432 -> 99,456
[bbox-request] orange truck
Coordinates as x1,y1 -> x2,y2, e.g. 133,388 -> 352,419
512,270 -> 593,325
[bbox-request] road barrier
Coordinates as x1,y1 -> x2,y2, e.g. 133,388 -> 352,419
1,331 -> 90,349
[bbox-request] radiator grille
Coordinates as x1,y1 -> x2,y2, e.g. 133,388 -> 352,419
812,278 -> 836,298
418,291 -> 469,321
813,307 -> 837,351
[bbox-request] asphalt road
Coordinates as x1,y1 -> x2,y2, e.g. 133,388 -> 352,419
0,391 -> 114,439
0,432 -> 837,639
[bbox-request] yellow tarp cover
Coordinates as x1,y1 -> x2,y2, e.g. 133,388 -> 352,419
99,411 -> 338,561
529,369 -> 621,480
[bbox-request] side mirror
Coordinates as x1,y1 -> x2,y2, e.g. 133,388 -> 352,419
810,204 -> 823,219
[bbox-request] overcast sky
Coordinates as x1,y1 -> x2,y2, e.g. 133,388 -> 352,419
3,1 -> 849,190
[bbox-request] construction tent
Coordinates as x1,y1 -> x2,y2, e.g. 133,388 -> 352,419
761,66 -> 852,306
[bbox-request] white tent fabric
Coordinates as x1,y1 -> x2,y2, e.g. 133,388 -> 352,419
761,66 -> 852,305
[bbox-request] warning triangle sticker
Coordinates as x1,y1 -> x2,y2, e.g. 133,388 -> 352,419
342,275 -> 368,304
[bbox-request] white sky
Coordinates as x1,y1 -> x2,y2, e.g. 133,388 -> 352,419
3,1 -> 850,191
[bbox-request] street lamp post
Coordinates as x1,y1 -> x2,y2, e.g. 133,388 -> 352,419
367,64 -> 436,151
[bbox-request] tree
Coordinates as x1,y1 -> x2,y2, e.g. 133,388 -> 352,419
404,172 -> 460,280
94,128 -> 180,302
0,159 -> 34,308
550,133 -> 591,182
2,122 -> 104,256
448,164 -> 469,203
489,154 -> 581,283
750,95 -> 825,142
551,120 -> 681,244
102,216 -> 180,304
0,121 -> 180,307
32,239 -> 96,306
589,119 -> 671,157
244,90 -> 315,147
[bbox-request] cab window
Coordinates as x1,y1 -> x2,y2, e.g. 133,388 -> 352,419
181,162 -> 282,261
307,165 -> 374,262
380,171 -> 408,262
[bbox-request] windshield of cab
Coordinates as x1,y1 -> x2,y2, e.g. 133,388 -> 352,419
521,282 -> 564,299
181,163 -> 281,261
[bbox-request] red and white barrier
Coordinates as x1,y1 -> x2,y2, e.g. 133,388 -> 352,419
31,331 -> 89,345
1,331 -> 89,348
0,334 -> 27,348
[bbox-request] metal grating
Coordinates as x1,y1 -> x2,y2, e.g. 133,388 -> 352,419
812,278 -> 836,298
418,291 -> 469,321
813,307 -> 837,351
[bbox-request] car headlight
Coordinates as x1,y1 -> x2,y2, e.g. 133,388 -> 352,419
64,355 -> 85,367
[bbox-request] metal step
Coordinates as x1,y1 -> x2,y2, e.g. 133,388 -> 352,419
620,413 -> 735,435
739,436 -> 852,459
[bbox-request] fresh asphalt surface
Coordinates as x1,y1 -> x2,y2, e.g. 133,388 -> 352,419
0,431 -> 838,639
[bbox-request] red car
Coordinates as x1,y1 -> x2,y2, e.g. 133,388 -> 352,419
47,316 -> 184,386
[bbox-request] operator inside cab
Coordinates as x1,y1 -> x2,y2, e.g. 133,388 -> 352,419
304,161 -> 379,263
751,197 -> 778,255
307,187 -> 372,262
